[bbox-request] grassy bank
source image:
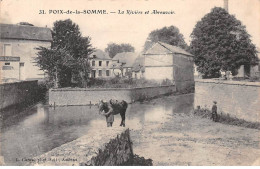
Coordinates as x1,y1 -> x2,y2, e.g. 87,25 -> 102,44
194,107 -> 260,130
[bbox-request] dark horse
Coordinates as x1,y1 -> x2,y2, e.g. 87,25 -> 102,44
98,99 -> 128,127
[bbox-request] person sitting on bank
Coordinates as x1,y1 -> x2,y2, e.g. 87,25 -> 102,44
211,101 -> 218,122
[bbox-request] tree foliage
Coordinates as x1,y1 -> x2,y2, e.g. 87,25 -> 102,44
190,7 -> 258,78
105,43 -> 135,58
143,25 -> 189,52
36,19 -> 94,87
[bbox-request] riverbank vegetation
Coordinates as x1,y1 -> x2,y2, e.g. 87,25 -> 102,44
194,107 -> 260,130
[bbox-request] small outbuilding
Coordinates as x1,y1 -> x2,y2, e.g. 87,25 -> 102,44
143,41 -> 194,92
112,52 -> 139,77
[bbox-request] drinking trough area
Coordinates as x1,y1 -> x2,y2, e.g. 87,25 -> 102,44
0,81 -> 259,165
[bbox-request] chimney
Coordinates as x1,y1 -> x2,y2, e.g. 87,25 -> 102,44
224,0 -> 229,12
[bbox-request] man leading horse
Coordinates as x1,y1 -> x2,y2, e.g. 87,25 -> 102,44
98,99 -> 128,127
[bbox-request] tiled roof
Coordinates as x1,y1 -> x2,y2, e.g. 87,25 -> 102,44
112,52 -> 140,68
90,49 -> 111,60
144,41 -> 193,57
0,24 -> 52,41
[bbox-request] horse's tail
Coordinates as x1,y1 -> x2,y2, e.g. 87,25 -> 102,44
122,100 -> 128,110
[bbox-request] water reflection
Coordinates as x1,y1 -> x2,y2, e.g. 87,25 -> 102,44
0,94 -> 195,165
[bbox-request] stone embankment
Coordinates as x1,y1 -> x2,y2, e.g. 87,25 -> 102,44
0,80 -> 39,110
49,85 -> 177,106
195,79 -> 260,122
27,127 -> 152,166
27,127 -> 126,166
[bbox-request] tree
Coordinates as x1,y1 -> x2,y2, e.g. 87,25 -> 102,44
105,43 -> 135,58
36,19 -> 94,87
143,26 -> 189,52
190,7 -> 258,78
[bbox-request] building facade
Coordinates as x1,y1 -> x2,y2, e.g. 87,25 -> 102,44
89,49 -> 113,78
143,41 -> 194,91
0,23 -> 52,83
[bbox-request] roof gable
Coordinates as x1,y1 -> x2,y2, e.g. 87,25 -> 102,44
0,24 -> 52,41
90,49 -> 111,60
144,41 -> 193,57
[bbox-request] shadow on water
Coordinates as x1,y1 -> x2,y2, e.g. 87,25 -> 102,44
0,94 -> 195,165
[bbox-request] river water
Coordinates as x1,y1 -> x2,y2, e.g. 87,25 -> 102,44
0,94 -> 194,165
0,82 -> 259,165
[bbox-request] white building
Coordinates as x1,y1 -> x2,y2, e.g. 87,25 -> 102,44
89,49 -> 113,78
143,41 -> 194,91
0,23 -> 52,83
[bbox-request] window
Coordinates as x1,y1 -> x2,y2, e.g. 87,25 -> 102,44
98,70 -> 102,76
99,61 -> 102,66
4,44 -> 12,56
2,66 -> 13,70
106,70 -> 110,76
5,62 -> 10,65
20,62 -> 25,67
92,70 -> 96,78
92,60 -> 95,66
106,61 -> 109,67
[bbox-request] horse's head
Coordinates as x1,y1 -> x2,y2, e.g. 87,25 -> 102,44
98,100 -> 107,114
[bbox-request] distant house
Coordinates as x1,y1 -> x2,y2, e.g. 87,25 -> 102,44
112,52 -> 139,77
131,56 -> 145,79
143,41 -> 194,91
0,23 -> 52,83
89,49 -> 112,78
234,47 -> 260,79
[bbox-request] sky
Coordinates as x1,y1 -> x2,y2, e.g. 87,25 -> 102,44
1,0 -> 260,52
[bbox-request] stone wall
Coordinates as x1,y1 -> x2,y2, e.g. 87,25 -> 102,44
0,80 -> 38,110
87,129 -> 152,166
49,85 -> 176,106
26,127 -> 127,166
87,129 -> 134,166
195,79 -> 260,122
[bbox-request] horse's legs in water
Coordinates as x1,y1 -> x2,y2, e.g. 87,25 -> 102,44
120,112 -> 125,127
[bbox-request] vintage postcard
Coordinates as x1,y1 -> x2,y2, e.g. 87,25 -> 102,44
0,0 -> 259,166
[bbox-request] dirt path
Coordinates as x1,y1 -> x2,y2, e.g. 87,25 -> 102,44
130,111 -> 260,166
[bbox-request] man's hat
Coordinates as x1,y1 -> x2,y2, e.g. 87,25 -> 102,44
213,101 -> 217,104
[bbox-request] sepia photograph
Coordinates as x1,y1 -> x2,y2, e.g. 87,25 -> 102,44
0,0 -> 259,166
